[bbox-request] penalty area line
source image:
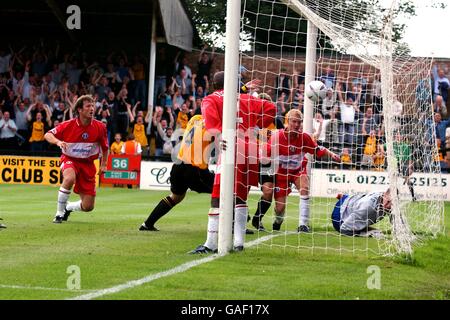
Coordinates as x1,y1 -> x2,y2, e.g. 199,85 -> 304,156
69,232 -> 283,300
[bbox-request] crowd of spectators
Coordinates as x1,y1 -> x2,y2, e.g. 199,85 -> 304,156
0,40 -> 449,173
0,41 -> 215,161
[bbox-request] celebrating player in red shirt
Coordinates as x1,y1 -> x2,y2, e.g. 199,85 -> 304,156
191,71 -> 276,253
45,95 -> 109,223
266,109 -> 340,232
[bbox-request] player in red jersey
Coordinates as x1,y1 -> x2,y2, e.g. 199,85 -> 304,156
191,71 -> 276,253
44,95 -> 109,223
266,109 -> 340,232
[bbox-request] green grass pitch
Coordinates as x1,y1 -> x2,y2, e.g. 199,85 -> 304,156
0,184 -> 449,300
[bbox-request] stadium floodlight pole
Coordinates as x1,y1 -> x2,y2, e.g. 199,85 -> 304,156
303,20 -> 318,135
218,0 -> 241,255
147,4 -> 157,133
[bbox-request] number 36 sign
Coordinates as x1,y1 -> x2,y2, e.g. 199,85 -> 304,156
100,154 -> 141,185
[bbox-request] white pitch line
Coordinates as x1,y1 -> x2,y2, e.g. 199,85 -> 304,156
0,284 -> 95,293
70,232 -> 287,300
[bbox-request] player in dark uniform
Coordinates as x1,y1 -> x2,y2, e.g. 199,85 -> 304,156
139,115 -> 215,231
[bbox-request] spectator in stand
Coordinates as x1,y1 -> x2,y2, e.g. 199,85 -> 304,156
31,51 -> 48,78
312,112 -> 329,145
359,107 -> 377,164
436,138 -> 449,173
274,68 -> 291,101
51,100 -> 67,125
157,123 -> 175,157
415,78 -> 431,114
28,110 -> 51,152
340,147 -> 352,170
58,53 -> 72,75
324,110 -> 340,149
197,45 -> 215,89
131,55 -> 147,108
1,90 -> 16,119
372,144 -> 385,171
336,81 -> 361,148
172,85 -> 185,107
361,130 -> 377,169
434,112 -> 450,143
95,107 -> 112,146
0,111 -> 18,150
434,95 -> 448,119
121,133 -> 141,189
319,65 -> 336,89
110,133 -> 124,155
116,54 -> 131,83
121,132 -> 142,156
67,60 -> 83,87
13,98 -> 29,148
174,53 -> 192,79
195,83 -> 208,100
153,107 -> 174,158
175,102 -> 192,130
129,104 -> 149,157
95,76 -> 111,102
432,63 -> 450,103
321,88 -> 337,120
290,70 -> 304,111
49,64 -> 63,87
114,88 -> 132,139
175,69 -> 194,99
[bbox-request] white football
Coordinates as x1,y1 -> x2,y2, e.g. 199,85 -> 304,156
305,80 -> 327,102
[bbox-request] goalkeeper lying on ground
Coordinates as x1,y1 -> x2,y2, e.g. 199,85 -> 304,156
331,189 -> 392,237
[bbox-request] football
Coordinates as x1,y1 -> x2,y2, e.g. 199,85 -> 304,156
305,80 -> 327,102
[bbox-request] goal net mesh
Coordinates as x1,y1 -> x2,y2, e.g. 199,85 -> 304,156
237,0 -> 445,256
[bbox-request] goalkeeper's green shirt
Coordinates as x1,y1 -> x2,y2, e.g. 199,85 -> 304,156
392,142 -> 411,162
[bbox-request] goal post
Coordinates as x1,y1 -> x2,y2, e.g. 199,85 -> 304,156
218,0 -> 241,255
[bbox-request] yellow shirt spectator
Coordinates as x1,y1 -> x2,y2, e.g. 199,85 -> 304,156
133,122 -> 148,148
29,121 -> 45,142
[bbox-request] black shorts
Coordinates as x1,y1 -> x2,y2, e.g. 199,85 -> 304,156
170,163 -> 215,195
397,161 -> 411,177
259,162 -> 275,185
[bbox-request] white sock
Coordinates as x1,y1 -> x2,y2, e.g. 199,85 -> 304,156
56,187 -> 71,217
204,208 -> 219,251
299,196 -> 310,226
233,205 -> 248,248
66,200 -> 82,212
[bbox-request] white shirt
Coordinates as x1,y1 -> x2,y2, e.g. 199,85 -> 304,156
393,100 -> 403,117
339,102 -> 355,124
313,119 -> 330,142
0,119 -> 18,138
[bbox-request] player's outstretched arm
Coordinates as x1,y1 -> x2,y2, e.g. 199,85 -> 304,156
44,131 -> 67,152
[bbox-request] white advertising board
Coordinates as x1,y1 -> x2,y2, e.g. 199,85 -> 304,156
140,162 -> 449,201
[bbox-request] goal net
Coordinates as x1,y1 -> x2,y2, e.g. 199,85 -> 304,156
224,0 -> 445,256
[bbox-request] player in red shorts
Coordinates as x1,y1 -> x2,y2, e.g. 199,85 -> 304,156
44,95 -> 109,223
267,109 -> 340,232
191,71 -> 276,253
